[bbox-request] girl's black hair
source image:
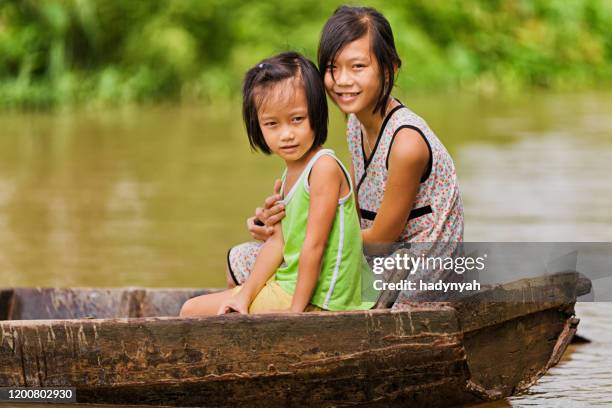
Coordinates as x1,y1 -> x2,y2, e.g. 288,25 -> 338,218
242,52 -> 328,154
318,5 -> 402,117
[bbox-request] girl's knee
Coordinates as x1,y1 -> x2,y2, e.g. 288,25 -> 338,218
179,298 -> 196,317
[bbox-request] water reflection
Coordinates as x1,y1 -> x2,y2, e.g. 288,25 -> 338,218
461,136 -> 612,241
1,92 -> 610,288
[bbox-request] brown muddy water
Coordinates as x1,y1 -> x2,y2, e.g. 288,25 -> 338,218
0,91 -> 611,406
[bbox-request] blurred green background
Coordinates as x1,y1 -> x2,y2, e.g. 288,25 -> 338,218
2,4 -> 612,406
1,0 -> 611,109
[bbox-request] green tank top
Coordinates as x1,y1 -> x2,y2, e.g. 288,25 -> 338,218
275,149 -> 374,311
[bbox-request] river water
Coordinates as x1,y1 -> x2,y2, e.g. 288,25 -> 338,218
0,91 -> 611,406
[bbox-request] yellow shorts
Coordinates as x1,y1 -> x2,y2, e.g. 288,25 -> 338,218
232,279 -> 322,314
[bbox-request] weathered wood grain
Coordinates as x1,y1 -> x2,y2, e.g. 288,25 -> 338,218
0,307 -> 470,407
462,307 -> 572,399
451,271 -> 590,332
0,272 -> 590,407
8,288 -> 216,320
10,288 -> 132,320
137,288 -> 214,317
451,272 -> 588,400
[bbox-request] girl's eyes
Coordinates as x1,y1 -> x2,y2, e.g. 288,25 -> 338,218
326,63 -> 365,71
262,118 -> 303,126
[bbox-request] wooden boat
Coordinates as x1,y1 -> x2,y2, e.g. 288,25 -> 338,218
0,271 -> 590,407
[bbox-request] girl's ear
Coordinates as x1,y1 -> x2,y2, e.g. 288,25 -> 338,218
393,63 -> 399,75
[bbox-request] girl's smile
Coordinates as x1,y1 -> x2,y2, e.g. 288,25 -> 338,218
334,92 -> 361,104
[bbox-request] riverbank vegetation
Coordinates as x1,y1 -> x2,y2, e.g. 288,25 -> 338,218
1,0 -> 611,109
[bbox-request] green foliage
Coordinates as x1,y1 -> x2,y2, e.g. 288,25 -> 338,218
1,0 -> 611,109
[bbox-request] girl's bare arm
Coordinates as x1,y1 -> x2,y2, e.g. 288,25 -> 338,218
290,156 -> 344,312
361,128 -> 429,244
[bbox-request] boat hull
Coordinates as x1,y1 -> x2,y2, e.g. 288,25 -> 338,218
0,272 -> 590,407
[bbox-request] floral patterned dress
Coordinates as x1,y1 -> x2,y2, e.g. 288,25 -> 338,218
347,101 -> 464,307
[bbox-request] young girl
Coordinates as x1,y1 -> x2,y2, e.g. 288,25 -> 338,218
180,52 -> 374,316
229,6 -> 464,308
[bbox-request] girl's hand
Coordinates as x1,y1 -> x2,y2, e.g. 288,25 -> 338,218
217,294 -> 250,315
247,215 -> 272,241
248,179 -> 286,241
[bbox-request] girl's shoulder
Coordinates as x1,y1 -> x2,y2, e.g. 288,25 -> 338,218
391,103 -> 427,128
309,150 -> 345,180
307,153 -> 352,205
307,150 -> 351,192
310,154 -> 344,181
